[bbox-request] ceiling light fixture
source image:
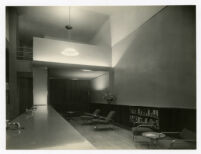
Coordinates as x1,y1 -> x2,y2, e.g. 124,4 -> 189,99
65,6 -> 73,36
61,6 -> 79,57
82,69 -> 92,72
61,48 -> 79,56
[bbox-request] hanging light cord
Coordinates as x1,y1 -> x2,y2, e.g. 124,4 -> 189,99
68,6 -> 71,26
68,6 -> 71,40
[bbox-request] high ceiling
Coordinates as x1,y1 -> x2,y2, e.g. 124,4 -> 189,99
16,6 -> 164,47
17,6 -> 110,46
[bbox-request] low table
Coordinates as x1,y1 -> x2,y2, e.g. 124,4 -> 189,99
142,132 -> 165,148
66,111 -> 76,120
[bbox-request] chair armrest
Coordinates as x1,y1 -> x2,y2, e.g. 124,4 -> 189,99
170,139 -> 196,148
161,132 -> 183,139
175,139 -> 196,143
83,113 -> 100,118
98,116 -> 106,120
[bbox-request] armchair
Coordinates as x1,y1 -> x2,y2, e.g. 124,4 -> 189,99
80,109 -> 101,124
81,109 -> 101,120
91,111 -> 116,130
159,128 -> 196,149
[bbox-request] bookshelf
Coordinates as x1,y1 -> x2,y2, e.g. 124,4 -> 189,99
129,106 -> 160,130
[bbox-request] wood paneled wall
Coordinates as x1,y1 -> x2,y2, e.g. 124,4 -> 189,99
49,79 -> 90,112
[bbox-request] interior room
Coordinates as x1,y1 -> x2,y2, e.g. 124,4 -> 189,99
6,6 -> 196,150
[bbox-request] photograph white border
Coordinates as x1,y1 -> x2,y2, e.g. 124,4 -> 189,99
0,1 -> 200,154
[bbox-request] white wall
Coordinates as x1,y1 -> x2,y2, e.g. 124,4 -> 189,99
90,72 -> 110,104
90,19 -> 111,47
111,6 -> 164,67
33,67 -> 48,105
110,6 -> 164,47
91,72 -> 109,91
90,19 -> 112,66
86,6 -> 164,67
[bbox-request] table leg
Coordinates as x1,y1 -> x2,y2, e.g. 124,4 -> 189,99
149,139 -> 159,149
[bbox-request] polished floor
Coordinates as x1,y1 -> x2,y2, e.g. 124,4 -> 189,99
67,117 -> 148,149
66,117 -> 196,150
6,106 -> 95,149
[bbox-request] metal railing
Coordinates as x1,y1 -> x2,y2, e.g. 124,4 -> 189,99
16,47 -> 33,61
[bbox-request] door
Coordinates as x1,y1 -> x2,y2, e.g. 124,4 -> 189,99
18,76 -> 33,114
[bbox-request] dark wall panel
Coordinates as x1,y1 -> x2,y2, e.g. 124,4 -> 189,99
6,8 -> 20,120
17,73 -> 33,114
49,79 -> 90,112
159,108 -> 196,132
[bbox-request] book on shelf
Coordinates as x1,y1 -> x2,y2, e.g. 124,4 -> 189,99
129,107 -> 160,129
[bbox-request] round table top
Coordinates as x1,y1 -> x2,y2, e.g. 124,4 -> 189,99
142,132 -> 166,139
66,111 -> 76,114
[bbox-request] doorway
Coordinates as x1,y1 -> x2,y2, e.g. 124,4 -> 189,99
17,72 -> 33,114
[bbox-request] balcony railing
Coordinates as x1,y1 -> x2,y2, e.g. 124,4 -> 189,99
16,47 -> 33,61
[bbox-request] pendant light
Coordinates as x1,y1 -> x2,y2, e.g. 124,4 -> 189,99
61,6 -> 79,57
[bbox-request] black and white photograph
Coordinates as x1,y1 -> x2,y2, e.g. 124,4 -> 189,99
0,0 -> 200,153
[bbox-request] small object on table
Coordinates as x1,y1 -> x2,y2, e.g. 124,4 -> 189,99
142,132 -> 166,149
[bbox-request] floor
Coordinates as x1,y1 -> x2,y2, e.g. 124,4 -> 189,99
65,116 -> 149,149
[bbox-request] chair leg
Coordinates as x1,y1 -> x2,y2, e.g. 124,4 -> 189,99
169,140 -> 175,149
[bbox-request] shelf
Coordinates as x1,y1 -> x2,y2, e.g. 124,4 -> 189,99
129,106 -> 160,129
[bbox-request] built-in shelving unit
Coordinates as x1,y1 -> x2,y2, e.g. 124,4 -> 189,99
129,106 -> 160,130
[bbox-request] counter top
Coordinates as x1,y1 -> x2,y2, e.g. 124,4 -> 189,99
6,105 -> 95,149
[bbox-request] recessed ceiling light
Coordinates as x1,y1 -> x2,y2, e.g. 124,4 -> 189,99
82,69 -> 92,72
61,48 -> 79,56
